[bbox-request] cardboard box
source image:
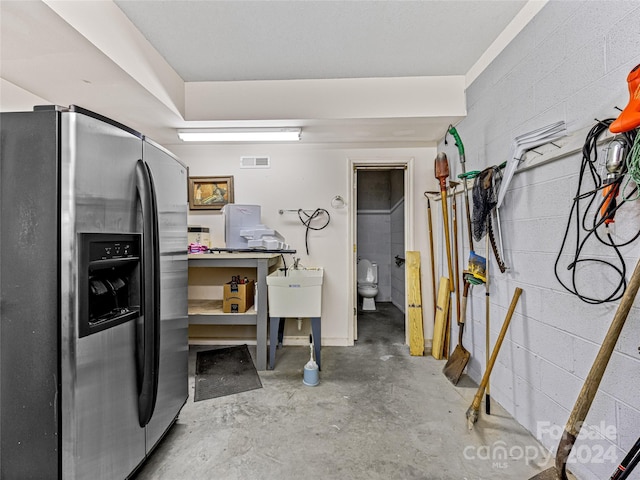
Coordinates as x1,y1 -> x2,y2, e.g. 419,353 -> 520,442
223,280 -> 255,313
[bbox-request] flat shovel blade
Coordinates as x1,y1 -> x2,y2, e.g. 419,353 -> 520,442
443,345 -> 470,385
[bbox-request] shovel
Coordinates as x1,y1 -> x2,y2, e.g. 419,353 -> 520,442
443,280 -> 471,384
530,256 -> 640,480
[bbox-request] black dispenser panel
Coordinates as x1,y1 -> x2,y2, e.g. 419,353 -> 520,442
79,233 -> 142,338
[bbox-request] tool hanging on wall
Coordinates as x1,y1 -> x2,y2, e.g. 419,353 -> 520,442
466,287 -> 522,430
484,233 -> 491,415
610,64 -> 640,134
554,119 -> 638,304
472,165 -> 507,273
446,126 -> 477,256
423,191 -> 440,317
530,255 -> 640,480
446,126 -> 485,284
449,181 -> 462,326
442,279 -> 471,384
600,137 -> 627,225
434,152 -> 455,292
442,127 -> 483,384
497,120 -> 567,209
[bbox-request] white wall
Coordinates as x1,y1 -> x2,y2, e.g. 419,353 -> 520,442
172,143 -> 438,346
390,198 -> 406,312
439,2 -> 640,478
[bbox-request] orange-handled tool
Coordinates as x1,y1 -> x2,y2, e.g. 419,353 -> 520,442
600,183 -> 619,225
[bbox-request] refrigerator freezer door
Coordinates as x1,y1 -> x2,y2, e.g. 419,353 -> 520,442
142,139 -> 189,452
1,110 -> 62,479
61,110 -> 146,479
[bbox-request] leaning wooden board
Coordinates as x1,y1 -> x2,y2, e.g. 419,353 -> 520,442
432,277 -> 450,360
406,251 -> 424,356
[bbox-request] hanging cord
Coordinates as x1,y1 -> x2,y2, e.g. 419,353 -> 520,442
554,119 -> 638,304
297,208 -> 330,255
622,132 -> 640,200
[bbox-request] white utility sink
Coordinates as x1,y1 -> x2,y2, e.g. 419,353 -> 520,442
266,267 -> 324,318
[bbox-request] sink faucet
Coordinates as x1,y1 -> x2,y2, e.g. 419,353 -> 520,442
293,257 -> 301,269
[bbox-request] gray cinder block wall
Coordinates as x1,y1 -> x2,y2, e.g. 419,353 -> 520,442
439,2 -> 640,479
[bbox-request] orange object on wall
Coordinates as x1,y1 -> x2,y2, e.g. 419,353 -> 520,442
610,64 -> 640,134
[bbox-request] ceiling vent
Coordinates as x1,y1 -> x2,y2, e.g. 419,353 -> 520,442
240,156 -> 270,168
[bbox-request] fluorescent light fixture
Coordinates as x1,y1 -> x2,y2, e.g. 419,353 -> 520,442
177,128 -> 301,142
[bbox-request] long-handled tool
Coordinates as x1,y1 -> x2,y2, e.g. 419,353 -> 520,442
449,181 -> 461,324
485,233 -> 491,415
610,435 -> 640,480
424,191 -> 439,317
530,256 -> 640,480
447,126 -> 475,255
442,127 -> 478,384
443,182 -> 461,358
466,287 -> 522,430
443,279 -> 471,384
434,152 -> 454,292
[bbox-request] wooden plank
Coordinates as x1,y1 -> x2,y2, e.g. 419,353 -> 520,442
406,251 -> 424,356
443,297 -> 451,359
432,277 -> 450,360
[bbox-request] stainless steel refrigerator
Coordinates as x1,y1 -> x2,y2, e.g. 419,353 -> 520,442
1,105 -> 189,479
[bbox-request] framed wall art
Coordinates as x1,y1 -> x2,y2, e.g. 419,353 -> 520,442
188,176 -> 234,210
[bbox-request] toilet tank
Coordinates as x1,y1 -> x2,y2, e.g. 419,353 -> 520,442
357,259 -> 377,283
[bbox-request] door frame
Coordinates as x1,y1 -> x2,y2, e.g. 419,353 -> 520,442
347,157 -> 415,345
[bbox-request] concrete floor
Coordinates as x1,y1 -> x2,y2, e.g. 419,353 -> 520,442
133,303 -> 553,480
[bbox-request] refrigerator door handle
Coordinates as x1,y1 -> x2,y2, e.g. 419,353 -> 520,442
135,159 -> 161,427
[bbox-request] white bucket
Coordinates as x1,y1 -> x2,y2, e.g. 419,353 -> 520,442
303,360 -> 319,386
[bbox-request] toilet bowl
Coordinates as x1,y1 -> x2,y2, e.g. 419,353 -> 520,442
357,259 -> 378,311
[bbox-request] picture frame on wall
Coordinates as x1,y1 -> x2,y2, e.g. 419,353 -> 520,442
188,176 -> 234,210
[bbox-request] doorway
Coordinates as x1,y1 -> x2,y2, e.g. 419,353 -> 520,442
348,159 -> 414,345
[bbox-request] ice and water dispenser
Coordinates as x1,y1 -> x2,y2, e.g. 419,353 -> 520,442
79,233 -> 141,338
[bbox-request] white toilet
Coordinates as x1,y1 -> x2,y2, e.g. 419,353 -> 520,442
357,259 -> 378,311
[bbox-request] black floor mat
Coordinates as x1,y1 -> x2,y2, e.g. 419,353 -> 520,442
194,345 -> 262,402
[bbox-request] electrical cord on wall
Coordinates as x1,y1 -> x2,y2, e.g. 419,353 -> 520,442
622,132 -> 640,200
298,208 -> 330,255
554,118 -> 638,304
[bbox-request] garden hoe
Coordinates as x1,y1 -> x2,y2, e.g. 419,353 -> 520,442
466,287 -> 522,430
529,256 -> 640,480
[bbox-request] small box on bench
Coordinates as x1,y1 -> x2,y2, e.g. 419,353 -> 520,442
223,280 -> 255,313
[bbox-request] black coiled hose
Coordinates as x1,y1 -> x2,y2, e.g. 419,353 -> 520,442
554,119 -> 638,304
298,208 -> 330,255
